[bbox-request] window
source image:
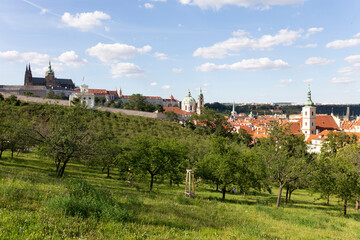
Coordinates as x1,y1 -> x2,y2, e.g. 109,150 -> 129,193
185,106 -> 187,111
305,111 -> 307,116
312,111 -> 314,116
305,122 -> 307,126
312,122 -> 314,126
190,106 -> 192,111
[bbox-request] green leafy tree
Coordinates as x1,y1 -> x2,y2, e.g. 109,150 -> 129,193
130,135 -> 186,191
123,94 -> 155,112
165,111 -> 179,122
197,136 -> 254,199
37,105 -> 97,177
321,131 -> 358,156
332,144 -> 360,216
257,123 -> 313,208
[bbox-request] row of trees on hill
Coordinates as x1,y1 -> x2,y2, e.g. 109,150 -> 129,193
205,102 -> 360,117
2,94 -> 360,215
95,94 -> 164,113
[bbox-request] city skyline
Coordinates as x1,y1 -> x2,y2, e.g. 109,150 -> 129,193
1,0 -> 360,103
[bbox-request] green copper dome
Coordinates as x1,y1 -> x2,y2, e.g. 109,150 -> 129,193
182,89 -> 196,103
46,61 -> 54,74
305,85 -> 314,106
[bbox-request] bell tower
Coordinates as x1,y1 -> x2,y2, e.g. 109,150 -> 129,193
196,89 -> 204,115
302,85 -> 316,139
45,61 -> 55,86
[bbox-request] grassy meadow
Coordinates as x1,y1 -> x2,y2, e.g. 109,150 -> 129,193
1,151 -> 360,239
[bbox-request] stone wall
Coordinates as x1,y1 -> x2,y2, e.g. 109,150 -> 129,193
0,90 -> 168,120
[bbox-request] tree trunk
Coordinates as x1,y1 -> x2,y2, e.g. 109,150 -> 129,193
11,149 -> 14,158
150,174 -> 154,191
285,186 -> 289,204
216,183 -> 219,191
344,198 -> 347,216
0,149 -> 3,159
56,161 -> 61,173
222,186 -> 226,200
289,189 -> 295,201
327,194 -> 330,205
169,178 -> 173,187
107,167 -> 110,178
276,184 -> 284,208
58,160 -> 68,178
356,198 -> 359,211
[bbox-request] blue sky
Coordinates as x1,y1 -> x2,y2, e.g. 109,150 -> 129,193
1,0 -> 360,104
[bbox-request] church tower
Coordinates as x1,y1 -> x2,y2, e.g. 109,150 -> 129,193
196,89 -> 204,115
302,85 -> 316,139
24,64 -> 33,86
45,61 -> 55,86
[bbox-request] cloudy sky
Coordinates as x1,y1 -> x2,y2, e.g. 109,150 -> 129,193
1,0 -> 360,103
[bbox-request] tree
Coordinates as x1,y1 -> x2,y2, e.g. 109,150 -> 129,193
37,105 -> 97,177
197,136 -> 254,199
321,131 -> 358,156
332,144 -> 360,216
123,94 -> 155,112
257,123 -> 313,208
130,135 -> 186,191
155,104 -> 164,113
165,111 -> 179,122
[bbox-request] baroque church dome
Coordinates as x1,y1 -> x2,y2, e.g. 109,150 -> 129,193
182,89 -> 196,103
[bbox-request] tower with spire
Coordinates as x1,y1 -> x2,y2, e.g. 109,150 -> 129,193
24,64 -> 33,86
302,84 -> 316,139
196,89 -> 204,115
45,61 -> 55,86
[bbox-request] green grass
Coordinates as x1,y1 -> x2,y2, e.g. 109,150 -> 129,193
1,152 -> 360,239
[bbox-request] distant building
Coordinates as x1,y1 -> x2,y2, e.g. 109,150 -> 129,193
24,62 -> 75,89
181,89 -> 204,115
69,84 -> 95,109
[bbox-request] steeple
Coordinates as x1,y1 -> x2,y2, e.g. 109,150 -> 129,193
46,61 -> 54,74
305,84 -> 314,106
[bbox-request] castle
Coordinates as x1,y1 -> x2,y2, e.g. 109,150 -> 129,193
24,62 -> 75,89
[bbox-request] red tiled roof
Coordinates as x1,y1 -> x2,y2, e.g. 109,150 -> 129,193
163,107 -> 193,115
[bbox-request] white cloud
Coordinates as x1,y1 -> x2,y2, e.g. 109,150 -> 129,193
202,83 -> 210,87
196,58 -> 290,72
326,38 -> 360,49
162,85 -> 171,89
305,57 -> 334,66
331,77 -> 355,84
150,82 -> 158,86
0,50 -> 20,62
193,28 -> 302,59
144,3 -> 154,8
154,52 -> 169,60
105,26 -> 110,32
178,0 -> 304,10
110,62 -> 145,78
297,43 -> 317,48
57,51 -> 88,67
172,68 -> 183,73
303,78 -> 313,83
86,43 -> 152,63
354,33 -> 360,37
0,50 -> 50,65
307,27 -> 323,34
61,11 -> 110,31
279,79 -> 293,83
338,67 -> 357,76
344,55 -> 360,64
